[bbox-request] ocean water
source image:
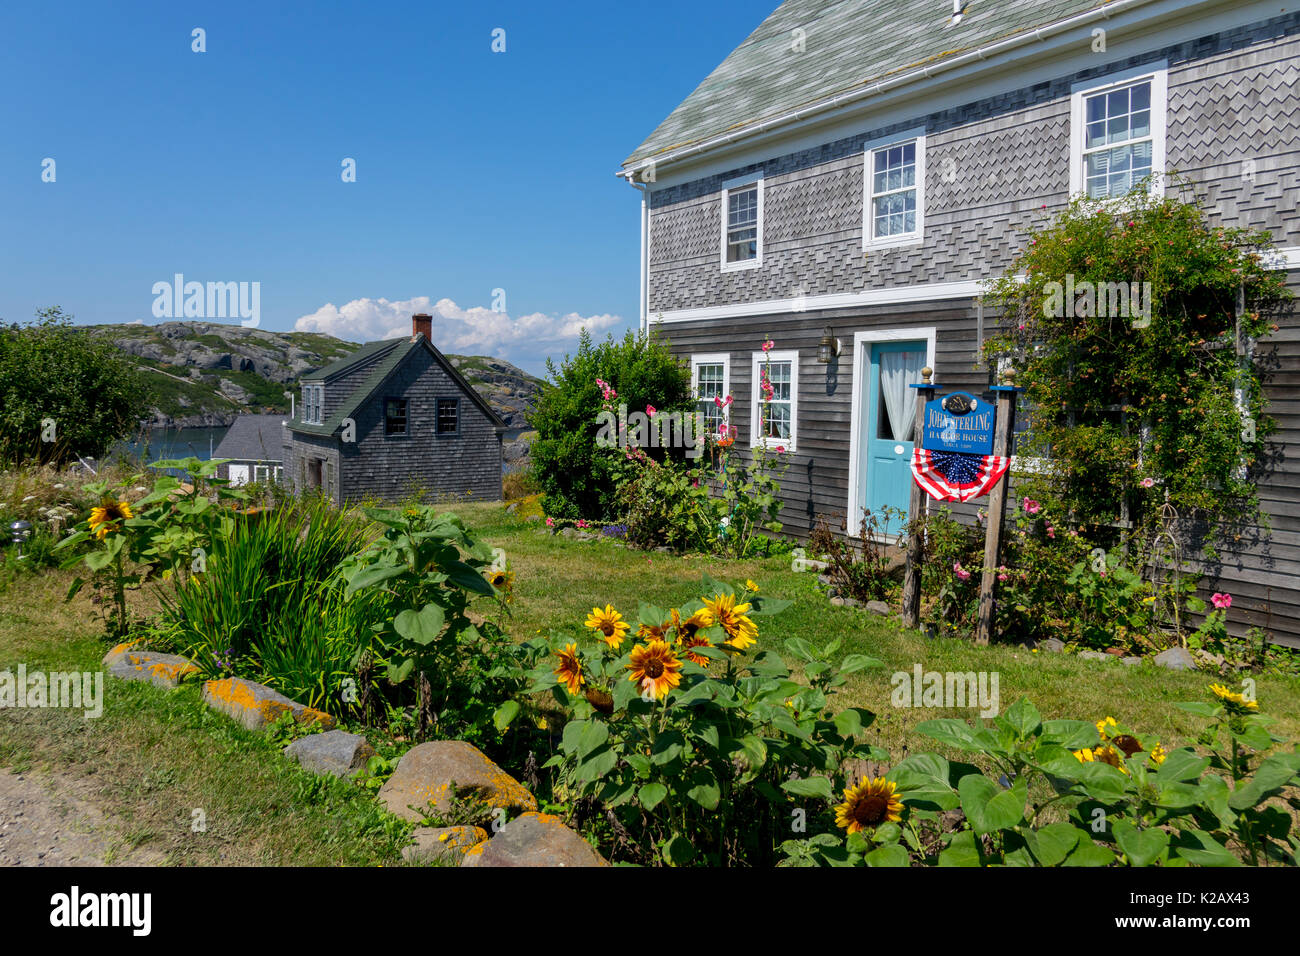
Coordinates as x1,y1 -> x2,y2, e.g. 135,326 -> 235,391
112,427 -> 229,468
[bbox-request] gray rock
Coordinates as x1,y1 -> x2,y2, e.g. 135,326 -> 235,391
840,597 -> 861,608
1039,638 -> 1066,653
403,826 -> 487,864
830,596 -> 845,607
865,600 -> 891,615
1077,650 -> 1111,662
462,812 -> 608,867
103,645 -> 199,689
284,730 -> 375,777
378,740 -> 536,823
1121,656 -> 1142,666
1153,646 -> 1197,671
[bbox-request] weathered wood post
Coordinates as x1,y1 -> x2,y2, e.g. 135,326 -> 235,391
902,367 -> 936,628
975,368 -> 1022,646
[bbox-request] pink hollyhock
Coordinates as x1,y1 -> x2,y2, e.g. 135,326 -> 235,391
775,446 -> 786,454
713,396 -> 723,408
1140,477 -> 1155,488
1045,524 -> 1055,539
576,519 -> 588,529
645,405 -> 656,417
1022,497 -> 1041,515
953,562 -> 971,582
545,517 -> 554,527
761,339 -> 775,352
1211,592 -> 1232,609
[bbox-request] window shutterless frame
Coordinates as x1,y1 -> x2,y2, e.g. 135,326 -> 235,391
750,350 -> 798,452
862,128 -> 926,251
384,397 -> 409,437
720,173 -> 764,272
1069,62 -> 1168,201
691,353 -> 731,438
435,397 -> 460,436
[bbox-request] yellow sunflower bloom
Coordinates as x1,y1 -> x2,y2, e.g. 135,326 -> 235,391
679,633 -> 712,666
744,579 -> 759,593
1096,717 -> 1119,739
1209,682 -> 1259,712
88,498 -> 134,540
584,604 -> 631,648
701,592 -> 759,650
1073,748 -> 1095,763
670,607 -> 712,641
1149,744 -> 1167,766
626,640 -> 683,700
553,643 -> 585,695
834,777 -> 903,834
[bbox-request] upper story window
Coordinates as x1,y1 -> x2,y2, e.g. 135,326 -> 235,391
436,398 -> 459,435
1070,64 -> 1167,201
691,354 -> 730,438
720,173 -> 763,271
301,384 -> 324,424
863,129 -> 926,249
384,398 -> 408,437
751,350 -> 798,452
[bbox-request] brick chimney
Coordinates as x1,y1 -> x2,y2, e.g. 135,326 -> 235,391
412,313 -> 432,342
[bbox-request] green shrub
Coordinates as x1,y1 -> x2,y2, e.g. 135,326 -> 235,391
529,328 -> 693,520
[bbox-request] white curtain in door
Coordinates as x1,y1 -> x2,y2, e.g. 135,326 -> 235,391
880,350 -> 927,441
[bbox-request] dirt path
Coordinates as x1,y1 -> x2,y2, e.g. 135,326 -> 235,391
0,768 -> 167,867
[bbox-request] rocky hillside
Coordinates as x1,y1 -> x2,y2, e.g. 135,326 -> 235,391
87,322 -> 541,429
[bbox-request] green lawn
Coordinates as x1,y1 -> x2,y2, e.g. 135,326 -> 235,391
1,497 -> 1296,865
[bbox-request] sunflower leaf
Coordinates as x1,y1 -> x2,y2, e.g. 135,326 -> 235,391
781,776 -> 832,800
638,782 -> 668,811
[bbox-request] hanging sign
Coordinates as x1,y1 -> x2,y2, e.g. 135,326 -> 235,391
922,391 -> 996,455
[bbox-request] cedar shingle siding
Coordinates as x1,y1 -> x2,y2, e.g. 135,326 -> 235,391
628,3 -> 1300,645
283,330 -> 504,506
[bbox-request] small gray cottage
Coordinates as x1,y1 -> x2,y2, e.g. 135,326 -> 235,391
621,0 -> 1300,644
212,414 -> 285,486
281,314 -> 505,504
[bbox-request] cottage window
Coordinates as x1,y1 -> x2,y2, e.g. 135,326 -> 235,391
253,464 -> 270,482
1070,65 -> 1167,200
436,398 -> 459,435
691,354 -> 730,438
864,131 -> 925,248
385,398 -> 408,437
750,350 -> 798,452
301,385 -> 324,424
720,174 -> 763,271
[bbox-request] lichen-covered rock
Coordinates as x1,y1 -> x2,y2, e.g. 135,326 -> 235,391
104,645 -> 199,690
284,730 -> 374,777
402,825 -> 488,864
377,740 -> 536,823
1153,646 -> 1196,671
201,677 -> 335,732
461,812 -> 608,867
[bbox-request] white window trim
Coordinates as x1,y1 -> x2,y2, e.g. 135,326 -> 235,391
1069,62 -> 1168,202
750,349 -> 798,452
845,327 -> 936,538
862,128 -> 926,251
691,353 -> 731,429
720,173 -> 764,272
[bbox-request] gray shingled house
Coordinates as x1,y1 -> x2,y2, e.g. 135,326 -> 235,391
212,414 -> 286,485
282,314 -> 505,504
620,0 -> 1300,644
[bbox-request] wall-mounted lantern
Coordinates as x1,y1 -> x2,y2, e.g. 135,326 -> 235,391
817,327 -> 842,364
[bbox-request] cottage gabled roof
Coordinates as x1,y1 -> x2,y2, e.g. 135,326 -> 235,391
623,0 -> 1143,169
287,335 -> 508,438
212,414 -> 285,462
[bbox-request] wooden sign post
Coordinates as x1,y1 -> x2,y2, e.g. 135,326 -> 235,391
975,369 -> 1023,646
901,367 -> 936,628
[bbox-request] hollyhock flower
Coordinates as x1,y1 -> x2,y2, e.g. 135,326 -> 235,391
545,517 -> 554,527
645,405 -> 656,417
953,562 -> 971,582
1140,477 -> 1155,488
1211,592 -> 1232,610
775,446 -> 786,454
761,339 -> 775,352
1022,497 -> 1041,515
1046,524 -> 1055,539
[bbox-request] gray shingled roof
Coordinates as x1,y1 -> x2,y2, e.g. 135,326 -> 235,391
287,336 -> 508,438
624,0 -> 1130,168
212,414 -> 285,463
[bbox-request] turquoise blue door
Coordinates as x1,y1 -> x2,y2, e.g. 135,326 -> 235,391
861,341 -> 928,537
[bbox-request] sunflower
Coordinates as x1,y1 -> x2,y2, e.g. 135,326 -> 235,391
584,604 -> 631,648
744,579 -> 759,593
637,618 -> 669,642
553,643 -> 585,695
1111,734 -> 1144,757
670,607 -> 712,641
1079,745 -> 1129,774
679,633 -> 712,666
489,569 -> 515,596
834,777 -> 903,833
700,592 -> 758,650
88,498 -> 134,540
1209,682 -> 1259,713
1096,716 -> 1119,739
1073,748 -> 1095,763
1148,744 -> 1167,766
626,640 -> 683,700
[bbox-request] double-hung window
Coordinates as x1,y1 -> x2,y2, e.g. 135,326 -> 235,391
864,130 -> 925,249
384,398 -> 408,437
436,398 -> 459,435
691,354 -> 730,438
720,174 -> 763,271
301,384 -> 324,424
751,350 -> 798,452
1070,64 -> 1167,200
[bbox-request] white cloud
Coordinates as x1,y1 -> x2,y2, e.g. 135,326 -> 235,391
293,296 -> 624,358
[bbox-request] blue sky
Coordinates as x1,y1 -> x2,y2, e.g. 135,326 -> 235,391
0,0 -> 774,375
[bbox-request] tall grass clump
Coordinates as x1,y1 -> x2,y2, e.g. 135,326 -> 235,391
156,496 -> 390,715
